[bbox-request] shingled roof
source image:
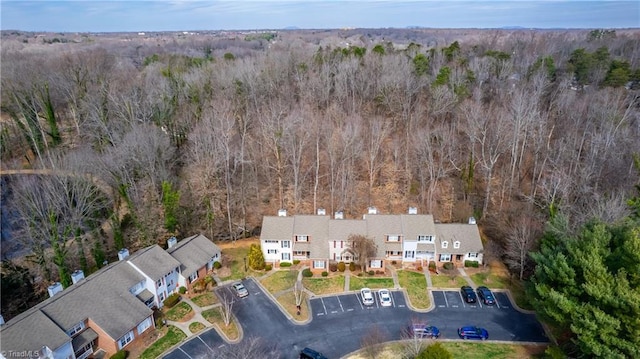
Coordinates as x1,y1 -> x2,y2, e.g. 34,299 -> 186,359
167,234 -> 221,276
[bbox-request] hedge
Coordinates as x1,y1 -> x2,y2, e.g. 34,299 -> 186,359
443,262 -> 454,270
337,262 -> 346,272
321,271 -> 329,277
302,268 -> 313,277
280,262 -> 292,267
464,260 -> 479,268
213,261 -> 222,269
293,259 -> 300,265
178,286 -> 186,294
110,350 -> 128,359
265,264 -> 273,271
163,293 -> 181,308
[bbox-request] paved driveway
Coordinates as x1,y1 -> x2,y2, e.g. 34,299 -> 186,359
164,278 -> 547,359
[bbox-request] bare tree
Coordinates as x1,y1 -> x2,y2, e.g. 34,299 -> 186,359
400,318 -> 433,359
360,325 -> 387,359
216,336 -> 280,359
218,291 -> 235,326
349,234 -> 377,270
504,216 -> 540,280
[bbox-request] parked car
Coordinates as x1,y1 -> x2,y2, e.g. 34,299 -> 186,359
406,324 -> 440,339
460,285 -> 477,303
232,282 -> 249,298
458,326 -> 489,340
299,347 -> 328,359
476,286 -> 495,305
378,289 -> 392,307
360,287 -> 374,306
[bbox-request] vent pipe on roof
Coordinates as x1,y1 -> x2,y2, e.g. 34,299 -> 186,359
468,217 -> 477,225
334,211 -> 344,219
118,248 -> 130,261
408,207 -> 418,215
317,208 -> 326,216
167,236 -> 178,249
48,282 -> 63,298
71,270 -> 85,284
278,209 -> 287,217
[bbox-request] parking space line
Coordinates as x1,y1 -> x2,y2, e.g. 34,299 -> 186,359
496,300 -> 501,309
179,348 -> 193,359
458,292 -> 466,308
391,292 -> 396,307
320,298 -> 328,315
356,293 -> 364,309
198,335 -> 214,353
443,292 -> 449,307
337,296 -> 345,312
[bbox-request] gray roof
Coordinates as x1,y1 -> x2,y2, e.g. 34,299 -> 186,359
435,223 -> 484,254
167,234 -> 221,276
129,245 -> 181,281
0,309 -> 71,354
365,215 -> 404,242
261,216 -> 294,239
0,256 -> 153,353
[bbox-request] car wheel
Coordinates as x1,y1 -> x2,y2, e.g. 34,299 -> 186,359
432,335 -> 437,339
463,336 -> 467,339
482,337 -> 486,341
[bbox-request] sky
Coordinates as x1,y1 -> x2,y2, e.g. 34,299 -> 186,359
1,1 -> 638,33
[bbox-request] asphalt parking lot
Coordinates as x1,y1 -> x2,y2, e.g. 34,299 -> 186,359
164,279 -> 548,359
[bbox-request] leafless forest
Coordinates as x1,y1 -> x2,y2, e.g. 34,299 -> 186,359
1,28 -> 639,308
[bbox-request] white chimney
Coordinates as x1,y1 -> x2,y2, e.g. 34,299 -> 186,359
48,282 -> 63,298
408,207 -> 418,215
278,209 -> 287,217
167,236 -> 178,249
118,248 -> 130,261
468,217 -> 477,225
71,270 -> 85,284
368,207 -> 378,215
317,208 -> 326,216
334,211 -> 344,220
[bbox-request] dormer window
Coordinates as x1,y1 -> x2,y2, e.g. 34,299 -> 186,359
295,235 -> 309,242
442,241 -> 449,249
386,235 -> 400,242
417,235 -> 434,243
453,241 -> 460,249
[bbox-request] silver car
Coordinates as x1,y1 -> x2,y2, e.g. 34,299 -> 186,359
232,282 -> 249,298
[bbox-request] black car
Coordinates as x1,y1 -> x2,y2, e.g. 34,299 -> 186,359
300,347 -> 328,359
476,286 -> 495,305
460,286 -> 477,303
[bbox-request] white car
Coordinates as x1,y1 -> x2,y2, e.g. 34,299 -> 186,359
361,287 -> 374,306
378,289 -> 392,307
232,282 -> 249,298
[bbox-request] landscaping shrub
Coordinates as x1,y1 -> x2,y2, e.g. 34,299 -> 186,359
443,262 -> 454,270
109,350 -> 128,359
368,270 -> 375,276
178,286 -> 186,294
213,261 -> 222,269
357,272 -> 363,277
391,260 -> 397,265
354,264 -> 362,271
163,293 -> 180,308
349,262 -> 356,271
375,270 -> 383,275
329,263 -> 338,272
337,262 -> 346,272
416,266 -> 423,271
280,262 -> 292,267
192,278 -> 206,293
293,259 -> 300,265
265,264 -> 273,271
302,268 -> 313,277
464,260 -> 479,268
428,262 -> 437,270
204,276 -> 213,285
322,271 -> 329,277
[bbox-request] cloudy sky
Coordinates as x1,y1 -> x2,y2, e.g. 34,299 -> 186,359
1,1 -> 638,32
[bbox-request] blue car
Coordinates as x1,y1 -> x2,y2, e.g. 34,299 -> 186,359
407,324 -> 440,339
458,326 -> 489,340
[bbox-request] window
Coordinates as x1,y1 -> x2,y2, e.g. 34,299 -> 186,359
137,317 -> 152,334
267,249 -> 277,254
385,251 -> 402,257
468,252 -> 478,258
313,261 -> 325,269
264,240 -> 277,243
387,235 -> 400,242
417,235 -> 434,243
118,331 -> 134,349
156,278 -> 162,287
293,251 -> 307,256
281,241 -> 290,248
439,254 -> 451,262
295,235 -> 308,242
404,251 -> 415,259
453,241 -> 461,249
442,241 -> 448,249
67,322 -> 85,336
188,271 -> 198,283
333,241 -> 336,248
282,253 -> 291,261
159,292 -> 165,302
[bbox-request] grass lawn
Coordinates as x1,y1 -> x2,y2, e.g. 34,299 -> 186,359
216,238 -> 264,280
276,290 -> 310,321
302,276 -> 345,295
396,270 -> 430,309
191,292 -> 218,307
470,271 -> 511,289
431,273 -> 468,288
261,270 -> 298,293
139,326 -> 186,359
346,342 -> 546,359
201,308 -> 239,340
349,276 -> 395,291
164,302 -> 193,322
189,322 -> 206,334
